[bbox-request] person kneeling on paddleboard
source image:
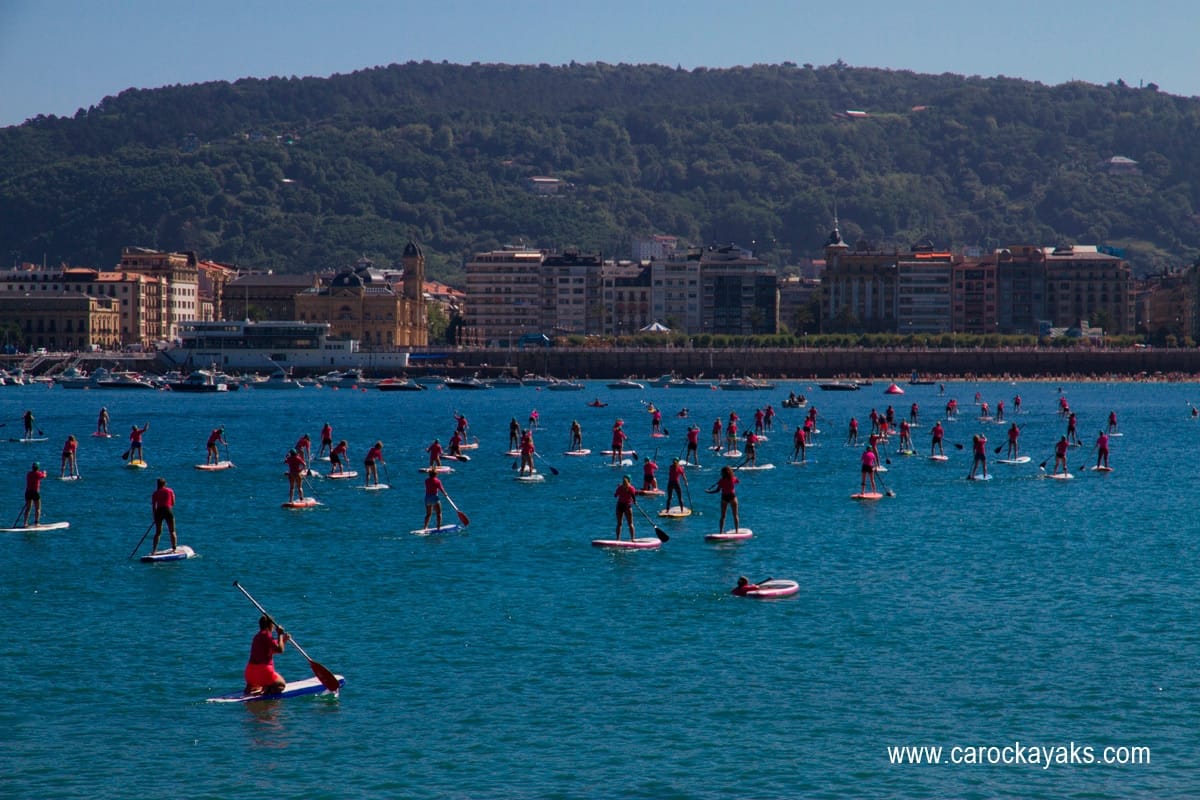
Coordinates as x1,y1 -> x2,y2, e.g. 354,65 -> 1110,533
244,615 -> 289,695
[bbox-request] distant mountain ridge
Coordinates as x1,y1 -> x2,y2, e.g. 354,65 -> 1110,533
2,61 -> 1198,280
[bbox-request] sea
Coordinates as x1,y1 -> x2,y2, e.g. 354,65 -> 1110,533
2,378 -> 1196,799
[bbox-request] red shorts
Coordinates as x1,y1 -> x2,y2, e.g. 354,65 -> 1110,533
244,662 -> 284,688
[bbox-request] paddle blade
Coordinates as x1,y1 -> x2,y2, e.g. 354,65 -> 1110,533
308,658 -> 341,692
654,526 -> 670,542
630,451 -> 639,461
549,465 -> 559,476
994,445 -> 1003,454
954,443 -> 964,449
456,509 -> 470,527
121,450 -> 130,460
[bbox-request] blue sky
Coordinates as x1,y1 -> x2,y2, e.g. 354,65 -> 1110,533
2,0 -> 1198,128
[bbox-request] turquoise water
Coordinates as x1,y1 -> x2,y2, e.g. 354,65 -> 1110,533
2,380 -> 1196,798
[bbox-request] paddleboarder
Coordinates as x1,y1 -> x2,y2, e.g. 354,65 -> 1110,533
996,399 -> 1006,422
613,475 -> 638,541
1053,435 -> 1070,474
60,435 -> 78,478
898,420 -> 913,453
909,402 -> 919,425
846,416 -> 859,446
754,408 -> 765,435
426,438 -> 444,468
716,465 -> 740,534
860,446 -> 878,494
569,419 -> 583,451
609,423 -> 627,465
364,441 -> 385,486
454,412 -> 469,438
206,426 -> 227,465
20,462 -> 46,527
22,409 -> 34,439
1005,423 -> 1020,458
1013,394 -> 1022,414
641,455 -> 659,491
651,407 -> 663,435
284,448 -> 307,502
1107,410 -> 1118,434
764,405 -> 775,432
725,416 -> 739,454
711,417 -> 723,450
329,440 -> 349,475
508,418 -> 521,451
447,430 -> 464,459
969,434 -> 988,479
128,422 -> 149,462
295,433 -> 312,463
665,458 -> 688,510
1095,430 -> 1110,469
318,422 -> 333,458
422,466 -> 445,530
1066,412 -> 1080,446
743,431 -> 758,467
791,425 -> 807,463
732,576 -> 760,596
930,420 -> 945,456
150,477 -> 178,553
519,430 -> 536,475
244,615 -> 289,696
96,407 -> 110,435
686,424 -> 701,465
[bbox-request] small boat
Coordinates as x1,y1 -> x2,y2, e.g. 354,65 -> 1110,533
253,370 -> 304,390
321,368 -> 375,389
648,373 -> 681,388
413,374 -> 449,386
607,379 -> 645,390
781,395 -> 807,408
377,377 -> 426,392
489,374 -> 523,388
818,382 -> 859,392
675,378 -> 716,390
168,369 -> 228,393
547,380 -> 585,391
444,375 -> 491,390
719,377 -> 776,390
55,366 -> 92,389
520,374 -> 553,387
97,371 -> 157,390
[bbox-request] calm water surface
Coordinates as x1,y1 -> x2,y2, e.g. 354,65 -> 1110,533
2,379 -> 1197,798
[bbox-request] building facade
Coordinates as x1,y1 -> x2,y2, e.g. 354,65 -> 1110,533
117,247 -> 199,340
0,293 -> 120,351
541,250 -> 603,334
700,244 -> 779,335
650,250 -> 702,333
465,247 -> 545,345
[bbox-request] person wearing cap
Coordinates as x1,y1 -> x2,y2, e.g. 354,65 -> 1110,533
150,477 -> 177,553
422,466 -> 445,530
363,440 -> 385,487
613,475 -> 638,541
426,438 -> 443,468
60,435 -> 79,478
206,426 -> 227,465
665,457 -> 688,511
21,462 -> 47,527
244,614 -> 289,696
284,448 -> 307,502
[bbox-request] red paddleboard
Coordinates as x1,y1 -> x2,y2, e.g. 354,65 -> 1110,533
851,492 -> 883,501
282,498 -> 322,509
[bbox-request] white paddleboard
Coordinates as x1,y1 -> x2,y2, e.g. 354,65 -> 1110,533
59,475 -> 82,481
738,464 -> 775,471
996,456 -> 1031,465
195,461 -> 234,471
410,523 -> 462,536
9,437 -> 48,443
91,432 -> 114,438
1091,466 -> 1114,472
966,473 -> 993,481
874,466 -> 888,473
327,470 -> 358,479
658,506 -> 692,518
705,528 -> 753,541
140,546 -> 197,563
505,449 -> 521,457
591,537 -> 661,549
637,488 -> 665,496
0,521 -> 70,532
738,579 -> 800,599
208,675 -> 345,703
418,466 -> 454,474
929,454 -> 949,462
606,459 -> 633,467
722,450 -> 743,458
1046,472 -> 1074,480
358,483 -> 390,491
515,472 -> 545,482
282,498 -> 322,509
564,449 -> 592,456
126,460 -> 149,469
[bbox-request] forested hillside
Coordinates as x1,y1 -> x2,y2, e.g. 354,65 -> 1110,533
3,61 -> 1199,282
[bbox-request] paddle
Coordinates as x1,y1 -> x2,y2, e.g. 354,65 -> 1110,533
121,448 -> 131,461
126,521 -> 155,559
633,502 -> 670,542
874,467 -> 896,497
441,488 -> 470,526
533,452 -> 559,476
683,474 -> 694,510
381,461 -> 390,486
232,581 -> 340,692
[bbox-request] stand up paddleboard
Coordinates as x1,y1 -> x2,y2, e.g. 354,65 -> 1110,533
967,473 -> 993,481
897,449 -> 917,456
208,675 -> 345,703
9,437 -> 48,443
722,450 -> 743,458
195,461 -> 234,471
409,523 -> 462,536
126,460 -> 149,469
459,442 -> 479,450
282,498 -> 322,509
59,475 -> 82,481
505,449 -> 521,457
606,459 -> 633,467
705,528 -> 753,541
658,506 -> 692,518
1045,472 -> 1074,480
929,454 -> 949,462
327,471 -> 358,480
140,546 -> 197,562
1091,466 -> 1114,472
637,488 -> 665,496
0,521 -> 70,533
996,456 -> 1031,465
591,537 -> 662,549
92,432 -> 113,438
419,466 -> 454,474
564,449 -> 592,456
851,492 -> 884,501
358,483 -> 390,491
739,464 -> 775,471
738,579 -> 800,599
515,472 -> 545,482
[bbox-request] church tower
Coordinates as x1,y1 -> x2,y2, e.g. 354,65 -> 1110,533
401,240 -> 427,338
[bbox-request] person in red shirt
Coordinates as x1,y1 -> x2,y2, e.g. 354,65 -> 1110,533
930,421 -> 945,456
711,418 -> 722,450
641,457 -> 658,491
422,467 -> 445,530
329,440 -> 349,474
519,431 -> 536,475
318,423 -> 333,458
206,426 -> 227,465
725,418 -> 739,454
613,475 -> 638,540
910,402 -> 919,425
21,462 -> 46,527
860,447 -> 878,494
743,431 -> 759,466
716,465 -> 740,533
295,433 -> 312,463
969,434 -> 988,479
846,417 -> 859,446
792,426 -> 807,464
128,422 -> 149,462
686,425 -> 700,465
1054,435 -> 1070,474
731,576 -> 759,596
284,448 -> 307,501
364,441 -> 385,486
898,420 -> 913,453
426,438 -> 444,468
60,435 -> 79,478
609,426 -> 626,465
150,476 -> 177,552
454,412 -> 469,437
1006,423 -> 1020,458
665,458 -> 688,510
244,615 -> 289,695
448,431 -> 464,459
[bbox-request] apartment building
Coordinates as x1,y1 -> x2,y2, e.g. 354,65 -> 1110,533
465,246 -> 545,345
699,244 -> 778,335
117,247 -> 199,340
541,250 -> 602,334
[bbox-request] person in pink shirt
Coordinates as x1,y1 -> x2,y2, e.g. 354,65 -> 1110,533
330,440 -> 349,475
150,476 -> 177,552
641,457 -> 659,491
686,425 -> 700,465
716,465 -> 740,533
665,458 -> 688,510
711,418 -> 722,450
294,433 -> 312,463
60,435 -> 79,478
426,438 -> 444,468
1054,436 -> 1070,474
791,426 -> 807,463
1095,430 -> 1110,469
422,467 -> 445,529
128,422 -> 149,462
930,421 -> 945,456
284,448 -> 307,501
969,433 -> 988,479
609,426 -> 627,465
520,431 -> 536,475
206,426 -> 227,465
318,422 -> 333,458
860,447 -> 877,494
846,417 -> 859,446
613,475 -> 638,540
244,615 -> 289,696
364,441 -> 385,486
743,431 -> 758,466
21,462 -> 47,526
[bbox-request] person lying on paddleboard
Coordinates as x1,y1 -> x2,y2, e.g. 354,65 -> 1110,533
244,615 -> 288,696
21,462 -> 46,527
423,467 -> 445,530
151,477 -> 177,553
60,435 -> 78,478
614,475 -> 637,541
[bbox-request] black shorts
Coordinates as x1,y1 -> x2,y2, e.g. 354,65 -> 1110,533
154,508 -> 174,524
25,490 -> 39,502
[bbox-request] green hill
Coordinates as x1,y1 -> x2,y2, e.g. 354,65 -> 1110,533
3,61 -> 1199,281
